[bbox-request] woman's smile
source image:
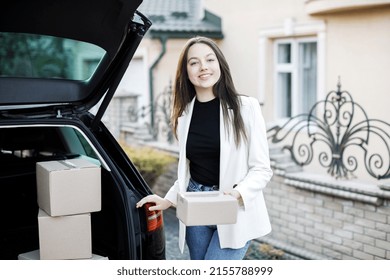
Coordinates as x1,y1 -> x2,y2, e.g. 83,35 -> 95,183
199,73 -> 212,78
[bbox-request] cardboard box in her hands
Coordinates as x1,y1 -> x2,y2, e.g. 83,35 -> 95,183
176,191 -> 238,226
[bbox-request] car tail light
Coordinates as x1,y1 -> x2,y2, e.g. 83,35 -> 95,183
144,203 -> 163,232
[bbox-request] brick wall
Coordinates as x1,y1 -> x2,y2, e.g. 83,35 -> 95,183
153,157 -> 390,260
262,175 -> 390,259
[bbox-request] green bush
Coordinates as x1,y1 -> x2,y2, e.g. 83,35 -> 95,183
122,144 -> 176,187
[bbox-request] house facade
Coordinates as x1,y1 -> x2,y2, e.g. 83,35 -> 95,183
127,0 -> 390,155
123,0 -> 390,181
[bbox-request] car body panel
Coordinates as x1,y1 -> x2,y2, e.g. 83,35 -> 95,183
0,0 -> 142,55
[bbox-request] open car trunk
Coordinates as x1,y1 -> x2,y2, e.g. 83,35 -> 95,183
0,124 -> 161,260
0,0 -> 164,260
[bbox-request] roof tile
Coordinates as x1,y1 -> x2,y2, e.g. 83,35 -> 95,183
138,0 -> 222,37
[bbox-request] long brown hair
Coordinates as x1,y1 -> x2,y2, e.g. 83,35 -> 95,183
171,36 -> 247,146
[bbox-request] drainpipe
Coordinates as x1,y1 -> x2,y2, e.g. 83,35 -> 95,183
149,36 -> 167,129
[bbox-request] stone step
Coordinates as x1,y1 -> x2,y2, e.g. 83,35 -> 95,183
271,161 -> 302,173
121,122 -> 154,142
270,152 -> 292,163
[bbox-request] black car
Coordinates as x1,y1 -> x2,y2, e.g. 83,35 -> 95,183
0,0 -> 165,260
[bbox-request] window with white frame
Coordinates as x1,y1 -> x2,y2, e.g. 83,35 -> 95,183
274,38 -> 317,118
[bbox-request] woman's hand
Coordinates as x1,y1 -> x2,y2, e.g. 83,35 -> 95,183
136,194 -> 172,211
224,189 -> 244,206
224,189 -> 241,199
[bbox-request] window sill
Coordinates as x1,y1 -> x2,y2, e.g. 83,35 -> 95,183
305,0 -> 390,15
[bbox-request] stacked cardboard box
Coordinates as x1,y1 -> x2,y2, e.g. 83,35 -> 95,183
18,249 -> 108,260
18,158 -> 104,260
37,209 -> 93,260
36,158 -> 101,217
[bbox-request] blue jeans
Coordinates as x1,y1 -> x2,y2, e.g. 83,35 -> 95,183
185,178 -> 250,260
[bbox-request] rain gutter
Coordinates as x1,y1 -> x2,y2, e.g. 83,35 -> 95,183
149,35 -> 167,128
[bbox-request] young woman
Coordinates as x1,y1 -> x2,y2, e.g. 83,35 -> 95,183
136,37 -> 273,260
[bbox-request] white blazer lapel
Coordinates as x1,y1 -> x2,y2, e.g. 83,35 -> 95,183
177,98 -> 195,153
177,98 -> 196,192
219,106 -> 235,191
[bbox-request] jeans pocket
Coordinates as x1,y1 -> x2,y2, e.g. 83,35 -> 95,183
187,179 -> 201,192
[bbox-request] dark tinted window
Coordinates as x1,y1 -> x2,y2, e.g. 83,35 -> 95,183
0,32 -> 105,80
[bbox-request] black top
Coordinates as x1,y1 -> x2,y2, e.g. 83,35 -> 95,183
186,97 -> 220,186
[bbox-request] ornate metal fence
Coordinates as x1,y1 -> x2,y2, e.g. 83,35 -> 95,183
267,79 -> 390,180
129,82 -> 174,144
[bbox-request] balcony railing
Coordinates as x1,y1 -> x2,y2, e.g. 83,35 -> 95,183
267,79 -> 390,180
129,82 -> 174,144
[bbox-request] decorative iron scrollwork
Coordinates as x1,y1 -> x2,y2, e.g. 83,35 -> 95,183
129,82 -> 174,144
268,79 -> 390,180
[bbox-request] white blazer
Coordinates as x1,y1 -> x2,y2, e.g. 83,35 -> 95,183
165,95 -> 273,253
